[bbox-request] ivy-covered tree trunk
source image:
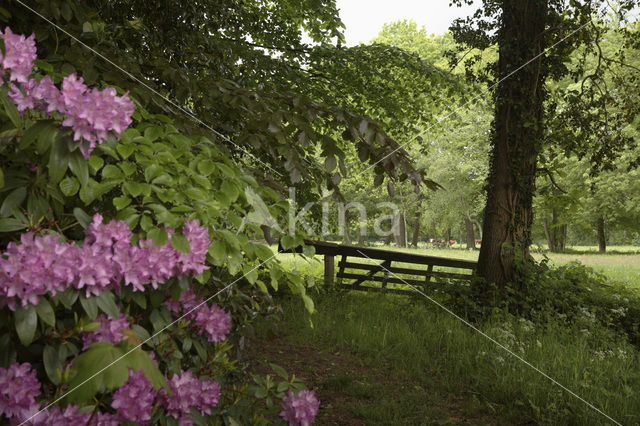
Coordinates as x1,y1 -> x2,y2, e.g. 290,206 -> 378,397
412,194 -> 424,247
476,0 -> 548,290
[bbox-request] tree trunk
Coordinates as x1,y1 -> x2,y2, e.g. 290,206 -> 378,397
476,0 -> 547,290
597,216 -> 606,253
445,228 -> 451,249
397,212 -> 407,247
412,194 -> 424,247
542,216 -> 554,252
465,216 -> 476,250
411,212 -> 421,247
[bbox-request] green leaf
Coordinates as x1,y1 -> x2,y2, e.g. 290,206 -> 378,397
80,296 -> 98,320
0,218 -> 27,232
73,207 -> 92,229
88,155 -> 104,173
0,89 -> 21,128
171,233 -> 190,254
144,126 -> 164,142
65,342 -> 129,404
0,186 -> 27,216
68,151 -> 89,188
253,243 -> 274,261
48,134 -> 70,184
96,290 -> 120,318
35,297 -> 56,327
19,120 -> 55,150
59,176 -> 80,197
270,363 -> 289,380
113,196 -> 132,210
55,288 -> 79,309
325,155 -> 337,172
197,160 -> 216,176
14,304 -> 37,346
208,241 -> 226,265
116,143 -> 135,159
102,164 -> 123,179
124,347 -> 169,391
148,227 -> 168,246
131,324 -> 150,342
144,164 -> 162,182
43,345 -> 61,384
123,181 -> 149,197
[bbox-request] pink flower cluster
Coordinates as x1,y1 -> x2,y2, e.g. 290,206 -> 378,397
167,288 -> 232,343
1,27 -> 134,158
111,369 -> 155,423
280,390 -> 320,426
0,214 -> 209,310
160,370 -> 221,423
0,363 -> 41,423
0,27 -> 36,84
82,313 -> 131,350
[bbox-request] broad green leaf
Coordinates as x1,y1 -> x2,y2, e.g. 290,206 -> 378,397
48,134 -> 70,184
325,155 -> 337,172
68,151 -> 89,187
269,363 -> 289,380
55,288 -> 79,309
14,304 -> 37,346
171,233 -> 190,254
144,126 -> 164,142
102,164 -> 123,180
253,243 -> 274,261
123,182 -> 149,197
0,218 -> 27,232
65,342 -> 129,404
73,207 -> 92,229
123,347 -> 168,391
197,159 -> 216,176
116,143 -> 135,159
19,120 -> 55,150
144,164 -> 162,182
208,241 -> 226,265
35,297 -> 56,327
43,345 -> 61,384
0,186 -> 27,216
148,227 -> 168,246
59,176 -> 80,197
95,290 -> 120,318
0,89 -> 21,128
113,196 -> 131,210
88,155 -> 104,173
79,296 -> 98,320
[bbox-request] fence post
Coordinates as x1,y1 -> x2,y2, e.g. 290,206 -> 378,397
324,254 -> 335,286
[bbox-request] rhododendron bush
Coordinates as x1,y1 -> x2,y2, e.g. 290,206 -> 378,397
0,28 -> 318,424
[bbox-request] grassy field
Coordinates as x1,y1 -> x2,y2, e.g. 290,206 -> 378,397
275,244 -> 640,289
252,244 -> 640,424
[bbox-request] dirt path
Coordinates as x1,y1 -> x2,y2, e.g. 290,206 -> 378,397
243,333 -> 509,425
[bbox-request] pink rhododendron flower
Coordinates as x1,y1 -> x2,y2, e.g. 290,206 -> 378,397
111,369 -> 155,423
0,27 -> 37,84
1,27 -> 135,158
167,288 -> 232,343
280,390 -> 320,426
0,214 -> 209,309
160,370 -> 220,423
82,313 -> 131,350
0,363 -> 41,423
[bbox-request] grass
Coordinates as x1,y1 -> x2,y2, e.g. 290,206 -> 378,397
257,244 -> 640,424
274,244 -> 640,289
263,292 -> 640,425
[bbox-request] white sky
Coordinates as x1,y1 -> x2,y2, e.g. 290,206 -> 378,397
335,0 -> 480,46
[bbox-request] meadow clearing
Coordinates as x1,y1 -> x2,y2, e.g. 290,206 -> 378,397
247,246 -> 640,424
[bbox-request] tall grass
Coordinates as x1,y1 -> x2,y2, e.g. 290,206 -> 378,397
277,292 -> 640,425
